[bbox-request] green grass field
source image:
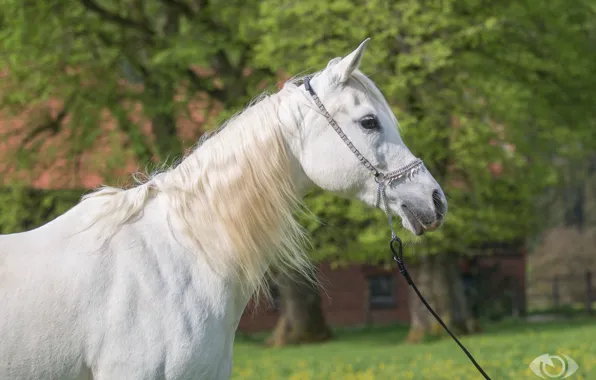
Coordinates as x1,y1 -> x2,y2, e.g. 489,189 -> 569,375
232,318 -> 596,379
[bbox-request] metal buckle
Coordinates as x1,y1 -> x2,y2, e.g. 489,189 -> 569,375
374,172 -> 385,184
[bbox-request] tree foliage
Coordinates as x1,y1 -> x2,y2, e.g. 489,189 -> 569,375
1,0 -> 595,264
242,0 -> 596,261
0,0 -> 274,179
0,187 -> 83,234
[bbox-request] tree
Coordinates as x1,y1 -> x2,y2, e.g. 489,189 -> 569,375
0,0 -> 274,182
266,267 -> 332,346
242,0 -> 596,341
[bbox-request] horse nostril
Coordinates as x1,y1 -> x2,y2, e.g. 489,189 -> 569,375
432,189 -> 445,220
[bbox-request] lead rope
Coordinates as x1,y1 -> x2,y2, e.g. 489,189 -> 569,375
376,177 -> 492,380
389,235 -> 492,380
372,121 -> 492,380
302,75 -> 492,380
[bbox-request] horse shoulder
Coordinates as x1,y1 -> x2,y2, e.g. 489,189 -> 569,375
0,200 -> 112,379
81,196 -> 239,379
0,194 -> 241,379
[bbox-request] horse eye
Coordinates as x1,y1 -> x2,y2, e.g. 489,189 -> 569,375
359,115 -> 379,130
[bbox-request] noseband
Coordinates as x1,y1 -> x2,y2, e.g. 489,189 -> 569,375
302,75 -> 492,380
303,75 -> 425,238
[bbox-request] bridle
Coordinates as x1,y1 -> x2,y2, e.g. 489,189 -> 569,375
303,75 -> 492,380
303,76 -> 425,239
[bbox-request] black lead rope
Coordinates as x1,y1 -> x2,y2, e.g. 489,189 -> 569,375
302,74 -> 491,378
390,237 -> 492,380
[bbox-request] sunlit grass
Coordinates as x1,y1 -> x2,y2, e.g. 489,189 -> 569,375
232,318 -> 596,379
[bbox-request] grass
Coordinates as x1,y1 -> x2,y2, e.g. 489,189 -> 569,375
232,317 -> 596,379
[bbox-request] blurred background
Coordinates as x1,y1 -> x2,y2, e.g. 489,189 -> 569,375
1,0 -> 595,378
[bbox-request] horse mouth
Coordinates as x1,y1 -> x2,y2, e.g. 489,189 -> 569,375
400,205 -> 425,236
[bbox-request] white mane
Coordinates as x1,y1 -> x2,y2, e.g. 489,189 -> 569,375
80,78 -> 315,299
77,69 -> 398,300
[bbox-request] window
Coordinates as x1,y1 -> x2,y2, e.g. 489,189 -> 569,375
368,275 -> 396,309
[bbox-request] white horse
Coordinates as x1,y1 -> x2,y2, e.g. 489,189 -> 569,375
0,39 -> 447,380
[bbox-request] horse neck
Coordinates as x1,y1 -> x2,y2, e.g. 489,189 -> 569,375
158,88 -> 314,300
179,86 -> 314,195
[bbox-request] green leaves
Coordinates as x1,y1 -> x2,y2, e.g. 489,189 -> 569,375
2,0 -> 594,265
0,187 -> 84,234
0,0 -> 277,185
245,0 -> 596,261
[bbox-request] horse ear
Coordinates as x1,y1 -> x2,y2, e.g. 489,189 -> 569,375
331,38 -> 370,83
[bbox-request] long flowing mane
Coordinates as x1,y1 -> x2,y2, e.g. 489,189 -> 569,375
79,79 -> 316,299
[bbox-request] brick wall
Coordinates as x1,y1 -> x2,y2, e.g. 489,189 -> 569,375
238,253 -> 526,333
238,262 -> 412,333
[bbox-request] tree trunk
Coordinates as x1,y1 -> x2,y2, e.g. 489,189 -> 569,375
267,270 -> 332,347
151,109 -> 180,159
445,256 -> 482,334
407,254 -> 480,343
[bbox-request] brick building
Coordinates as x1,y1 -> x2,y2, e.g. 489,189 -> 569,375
238,250 -> 526,332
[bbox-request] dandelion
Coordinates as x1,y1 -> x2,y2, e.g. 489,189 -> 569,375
231,321 -> 596,379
